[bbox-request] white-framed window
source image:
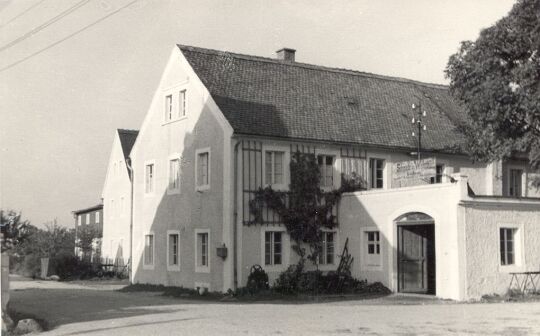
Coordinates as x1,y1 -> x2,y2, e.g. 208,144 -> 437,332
195,148 -> 210,191
318,231 -> 336,265
318,155 -> 335,188
86,213 -> 90,225
143,233 -> 154,269
179,89 -> 187,118
431,164 -> 444,184
145,162 -> 155,194
265,151 -> 285,186
195,229 -> 210,273
168,157 -> 181,192
165,94 -> 173,121
500,227 -> 517,266
264,231 -> 283,266
96,211 -> 100,224
369,158 -> 384,189
363,229 -> 382,268
77,215 -> 81,226
167,230 -> 180,271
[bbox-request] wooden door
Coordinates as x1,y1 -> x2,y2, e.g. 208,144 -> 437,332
397,225 -> 435,294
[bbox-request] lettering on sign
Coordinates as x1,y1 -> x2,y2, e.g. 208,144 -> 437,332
392,158 -> 436,188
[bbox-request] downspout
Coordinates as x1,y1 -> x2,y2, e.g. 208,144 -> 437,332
126,157 -> 134,284
233,140 -> 241,290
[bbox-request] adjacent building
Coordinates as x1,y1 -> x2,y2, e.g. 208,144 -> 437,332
101,129 -> 138,267
73,204 -> 103,261
109,45 -> 539,300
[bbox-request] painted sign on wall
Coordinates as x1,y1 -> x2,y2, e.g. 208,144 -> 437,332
392,158 -> 436,188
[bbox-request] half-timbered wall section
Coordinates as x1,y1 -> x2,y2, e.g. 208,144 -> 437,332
241,140 -> 368,226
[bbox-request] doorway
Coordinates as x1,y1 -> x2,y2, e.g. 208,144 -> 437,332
396,213 -> 435,295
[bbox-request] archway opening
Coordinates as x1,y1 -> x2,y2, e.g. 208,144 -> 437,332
395,212 -> 435,295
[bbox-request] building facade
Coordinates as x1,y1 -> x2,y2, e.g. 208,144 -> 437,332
73,204 -> 103,261
101,129 -> 138,267
115,45 -> 539,300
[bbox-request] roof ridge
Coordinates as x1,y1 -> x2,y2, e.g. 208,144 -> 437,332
177,44 -> 449,90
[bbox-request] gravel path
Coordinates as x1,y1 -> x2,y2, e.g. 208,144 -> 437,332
8,275 -> 540,335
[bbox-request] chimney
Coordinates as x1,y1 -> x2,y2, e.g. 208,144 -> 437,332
276,48 -> 296,62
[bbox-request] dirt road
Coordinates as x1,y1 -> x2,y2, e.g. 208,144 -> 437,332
8,276 -> 540,335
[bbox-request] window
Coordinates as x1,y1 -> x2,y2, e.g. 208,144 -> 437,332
365,231 -> 381,267
318,155 -> 334,187
196,150 -> 210,189
144,234 -> 154,266
265,151 -> 284,185
264,231 -> 282,265
96,211 -> 100,224
168,232 -> 180,270
196,231 -> 210,272
77,215 -> 81,226
369,158 -> 384,189
319,231 -> 335,265
145,163 -> 154,193
169,158 -> 180,191
509,169 -> 523,197
179,90 -> 186,117
431,164 -> 444,184
500,228 -> 516,265
165,94 -> 173,121
86,214 -> 90,225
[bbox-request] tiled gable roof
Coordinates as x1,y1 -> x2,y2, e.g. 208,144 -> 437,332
117,129 -> 139,159
178,45 -> 468,153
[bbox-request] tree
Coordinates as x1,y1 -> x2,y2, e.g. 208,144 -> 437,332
445,0 -> 540,172
0,210 -> 32,252
76,225 -> 100,261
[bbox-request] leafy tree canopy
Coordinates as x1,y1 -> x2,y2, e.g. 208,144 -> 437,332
1,209 -> 32,252
445,0 -> 540,169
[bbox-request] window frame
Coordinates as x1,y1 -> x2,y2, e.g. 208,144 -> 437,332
167,230 -> 181,271
95,211 -> 100,224
262,145 -> 290,190
318,230 -> 338,268
497,223 -> 523,272
508,168 -> 523,197
178,89 -> 187,118
144,160 -> 156,195
77,215 -> 82,226
369,158 -> 385,189
361,227 -> 383,270
167,154 -> 181,194
195,148 -> 211,191
194,229 -> 210,273
143,232 -> 155,270
260,226 -> 289,271
315,148 -> 341,190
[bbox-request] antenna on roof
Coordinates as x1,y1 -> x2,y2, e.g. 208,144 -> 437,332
411,99 -> 427,162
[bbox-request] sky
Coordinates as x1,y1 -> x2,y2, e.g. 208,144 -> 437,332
0,0 -> 516,228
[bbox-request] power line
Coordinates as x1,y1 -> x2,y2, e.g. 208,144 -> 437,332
0,0 -> 47,29
0,0 -> 139,74
0,0 -> 91,54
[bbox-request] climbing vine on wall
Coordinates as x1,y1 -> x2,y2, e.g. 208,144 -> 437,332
248,151 -> 366,264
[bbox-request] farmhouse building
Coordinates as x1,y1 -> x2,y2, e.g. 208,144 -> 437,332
112,45 -> 540,300
73,204 -> 103,261
101,129 -> 138,266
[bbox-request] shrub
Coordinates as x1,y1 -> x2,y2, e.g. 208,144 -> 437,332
52,253 -> 95,280
246,265 -> 269,294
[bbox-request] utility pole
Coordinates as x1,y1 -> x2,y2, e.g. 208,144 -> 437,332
411,101 -> 427,162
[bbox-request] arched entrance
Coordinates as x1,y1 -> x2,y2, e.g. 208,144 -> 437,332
395,212 -> 435,294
